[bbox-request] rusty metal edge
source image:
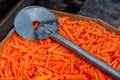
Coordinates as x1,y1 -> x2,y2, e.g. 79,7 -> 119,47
51,10 -> 120,35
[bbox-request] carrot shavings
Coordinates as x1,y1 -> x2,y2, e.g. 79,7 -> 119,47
0,17 -> 120,80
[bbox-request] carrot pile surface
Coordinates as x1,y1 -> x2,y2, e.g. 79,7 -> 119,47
0,17 -> 120,80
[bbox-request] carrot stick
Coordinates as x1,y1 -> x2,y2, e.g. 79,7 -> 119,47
0,77 -> 14,80
65,74 -> 88,80
34,75 -> 51,80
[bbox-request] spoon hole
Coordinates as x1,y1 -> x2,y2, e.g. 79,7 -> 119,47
32,21 -> 41,28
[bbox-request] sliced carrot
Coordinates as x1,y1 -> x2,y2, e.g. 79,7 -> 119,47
65,74 -> 88,80
33,75 -> 51,80
0,17 -> 120,80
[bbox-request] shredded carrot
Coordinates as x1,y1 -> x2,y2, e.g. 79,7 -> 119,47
0,17 -> 120,80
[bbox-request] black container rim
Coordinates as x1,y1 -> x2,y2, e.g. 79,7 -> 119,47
0,0 -> 35,42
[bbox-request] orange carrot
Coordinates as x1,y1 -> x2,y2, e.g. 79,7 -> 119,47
0,17 -> 120,80
33,75 -> 51,80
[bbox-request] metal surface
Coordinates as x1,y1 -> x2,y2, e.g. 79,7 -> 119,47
79,0 -> 120,28
14,6 -> 120,79
14,6 -> 59,40
0,0 -> 35,42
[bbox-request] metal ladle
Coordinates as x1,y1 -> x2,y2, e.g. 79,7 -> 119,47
14,6 -> 120,79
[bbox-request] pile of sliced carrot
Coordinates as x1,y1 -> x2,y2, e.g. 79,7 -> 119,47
0,17 -> 120,80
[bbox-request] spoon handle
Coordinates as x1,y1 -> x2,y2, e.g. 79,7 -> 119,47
50,32 -> 120,79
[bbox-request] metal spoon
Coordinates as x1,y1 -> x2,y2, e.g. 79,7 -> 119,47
14,6 -> 120,79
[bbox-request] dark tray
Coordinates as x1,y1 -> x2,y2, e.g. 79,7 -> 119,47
0,0 -> 35,42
